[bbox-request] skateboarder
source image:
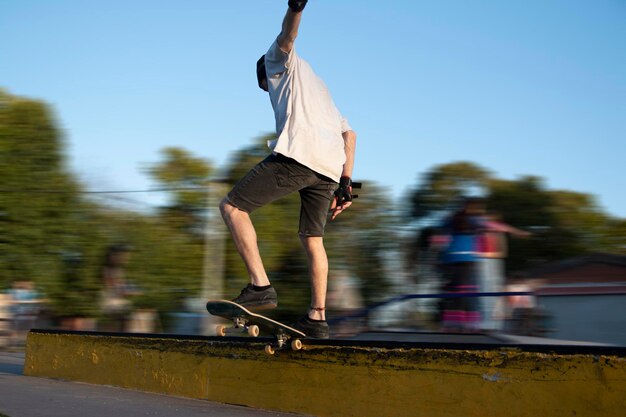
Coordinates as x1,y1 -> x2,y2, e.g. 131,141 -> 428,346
219,0 -> 357,339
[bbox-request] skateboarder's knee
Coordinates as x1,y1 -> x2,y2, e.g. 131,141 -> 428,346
300,236 -> 325,255
220,198 -> 250,224
219,198 -> 236,219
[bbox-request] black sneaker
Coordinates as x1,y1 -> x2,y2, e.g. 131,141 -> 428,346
232,284 -> 278,310
293,315 -> 329,339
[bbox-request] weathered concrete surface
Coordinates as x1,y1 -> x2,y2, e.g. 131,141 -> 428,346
1,351 -> 307,417
24,330 -> 626,417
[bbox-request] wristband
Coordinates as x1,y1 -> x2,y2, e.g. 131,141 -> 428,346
288,0 -> 308,13
334,176 -> 353,205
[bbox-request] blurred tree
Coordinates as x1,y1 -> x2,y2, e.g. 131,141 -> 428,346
547,189 -> 626,256
486,176 -> 587,271
146,147 -> 214,237
0,90 -> 100,317
0,91 -> 207,322
599,218 -> 626,254
408,161 -> 492,220
140,146 -> 219,321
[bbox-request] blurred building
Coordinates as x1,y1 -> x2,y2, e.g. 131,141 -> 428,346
525,253 -> 626,345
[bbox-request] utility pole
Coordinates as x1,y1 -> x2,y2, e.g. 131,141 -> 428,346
199,180 -> 228,334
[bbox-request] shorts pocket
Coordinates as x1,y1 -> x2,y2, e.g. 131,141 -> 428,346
275,162 -> 315,189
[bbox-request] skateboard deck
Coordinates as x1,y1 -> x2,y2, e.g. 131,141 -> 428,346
206,299 -> 305,355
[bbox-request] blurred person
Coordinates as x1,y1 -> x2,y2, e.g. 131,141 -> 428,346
477,213 -> 531,331
219,0 -> 357,339
99,244 -> 139,332
0,292 -> 11,347
7,280 -> 43,338
438,198 -> 485,332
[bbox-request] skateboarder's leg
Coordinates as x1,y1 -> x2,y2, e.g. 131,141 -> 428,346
293,234 -> 331,338
219,199 -> 270,286
300,236 -> 328,321
295,178 -> 336,330
221,154 -> 305,286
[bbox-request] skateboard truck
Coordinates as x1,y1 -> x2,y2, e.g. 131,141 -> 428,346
264,332 -> 303,355
215,317 -> 260,337
207,300 -> 305,355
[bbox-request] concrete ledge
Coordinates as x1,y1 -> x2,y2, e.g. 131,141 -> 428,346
25,330 -> 626,417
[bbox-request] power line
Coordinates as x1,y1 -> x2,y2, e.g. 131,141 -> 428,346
0,187 -> 208,195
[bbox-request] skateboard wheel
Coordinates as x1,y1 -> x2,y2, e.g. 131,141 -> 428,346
291,339 -> 303,351
264,344 -> 275,355
216,325 -> 226,337
247,325 -> 260,337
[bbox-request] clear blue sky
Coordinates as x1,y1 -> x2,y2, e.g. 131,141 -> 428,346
1,0 -> 625,216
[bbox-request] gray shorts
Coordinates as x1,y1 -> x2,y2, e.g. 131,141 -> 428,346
226,153 -> 338,237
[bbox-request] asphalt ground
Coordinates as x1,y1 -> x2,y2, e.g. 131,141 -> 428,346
0,351 -> 310,417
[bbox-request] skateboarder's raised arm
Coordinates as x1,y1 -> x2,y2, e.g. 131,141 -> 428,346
277,1 -> 307,53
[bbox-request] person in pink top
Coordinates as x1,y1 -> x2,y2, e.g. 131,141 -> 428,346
477,213 -> 531,331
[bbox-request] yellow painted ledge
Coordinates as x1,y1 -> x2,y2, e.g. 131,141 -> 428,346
24,331 -> 626,417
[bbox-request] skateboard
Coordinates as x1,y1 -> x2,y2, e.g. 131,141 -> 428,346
206,300 -> 306,355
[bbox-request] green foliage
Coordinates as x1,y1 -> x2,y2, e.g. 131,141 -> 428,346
0,90 -> 100,315
146,147 -> 214,237
147,147 -> 213,206
0,91 -> 207,319
598,219 -> 626,254
486,176 -> 588,270
409,161 -> 491,219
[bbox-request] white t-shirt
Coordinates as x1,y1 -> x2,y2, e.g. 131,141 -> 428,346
264,40 -> 351,182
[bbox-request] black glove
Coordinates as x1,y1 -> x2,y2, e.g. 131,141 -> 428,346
288,0 -> 308,13
334,176 -> 353,206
